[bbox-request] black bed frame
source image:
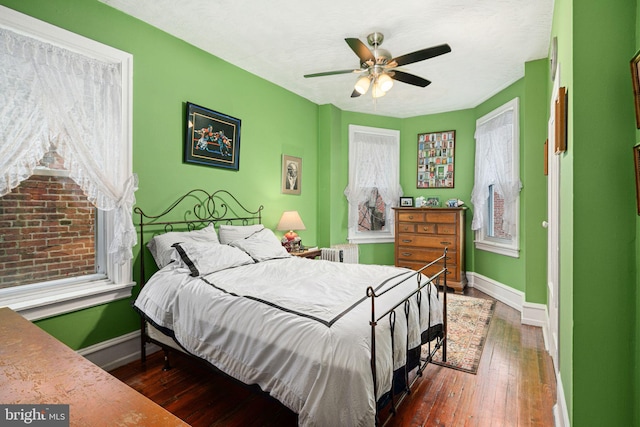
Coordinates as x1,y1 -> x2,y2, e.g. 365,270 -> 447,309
134,189 -> 448,426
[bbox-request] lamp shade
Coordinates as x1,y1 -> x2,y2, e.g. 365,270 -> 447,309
276,211 -> 306,240
377,73 -> 394,92
354,75 -> 371,95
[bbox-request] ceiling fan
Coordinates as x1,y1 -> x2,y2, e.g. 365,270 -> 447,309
304,32 -> 451,98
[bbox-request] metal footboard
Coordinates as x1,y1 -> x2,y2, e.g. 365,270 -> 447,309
367,248 -> 448,425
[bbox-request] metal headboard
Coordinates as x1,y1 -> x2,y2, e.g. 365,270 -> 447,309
134,189 -> 264,285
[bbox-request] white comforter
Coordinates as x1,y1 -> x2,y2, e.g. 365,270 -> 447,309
134,257 -> 443,426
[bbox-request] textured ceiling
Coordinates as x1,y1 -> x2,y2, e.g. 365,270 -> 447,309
100,0 -> 554,118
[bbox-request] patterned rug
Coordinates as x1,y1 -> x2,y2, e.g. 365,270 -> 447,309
427,293 -> 495,374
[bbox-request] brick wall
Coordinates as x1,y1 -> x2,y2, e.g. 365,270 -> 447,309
492,190 -> 511,239
0,174 -> 96,289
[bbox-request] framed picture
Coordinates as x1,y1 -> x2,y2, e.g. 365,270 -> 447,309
400,197 -> 414,207
282,155 -> 302,195
631,50 -> 640,128
634,145 -> 640,214
184,102 -> 241,170
426,197 -> 440,207
417,130 -> 455,188
554,87 -> 567,154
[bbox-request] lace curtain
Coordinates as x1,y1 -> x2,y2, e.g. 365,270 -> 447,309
470,108 -> 521,235
344,130 -> 403,233
0,28 -> 137,264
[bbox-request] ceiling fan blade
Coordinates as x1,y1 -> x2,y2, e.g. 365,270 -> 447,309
345,38 -> 375,63
304,69 -> 362,78
391,70 -> 431,87
350,89 -> 361,98
390,44 -> 451,67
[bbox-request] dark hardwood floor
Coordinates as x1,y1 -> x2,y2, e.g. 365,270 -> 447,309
110,288 -> 556,426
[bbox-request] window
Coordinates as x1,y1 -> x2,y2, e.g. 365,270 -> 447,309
471,98 -> 521,257
0,7 -> 135,320
345,125 -> 402,244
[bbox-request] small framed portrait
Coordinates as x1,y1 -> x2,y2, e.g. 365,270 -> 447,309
400,197 -> 414,207
184,102 -> 241,170
282,155 -> 302,195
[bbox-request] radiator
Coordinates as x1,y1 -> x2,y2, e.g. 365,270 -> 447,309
320,244 -> 359,264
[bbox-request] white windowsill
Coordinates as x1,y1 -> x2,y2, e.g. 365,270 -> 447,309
474,240 -> 520,258
0,279 -> 135,321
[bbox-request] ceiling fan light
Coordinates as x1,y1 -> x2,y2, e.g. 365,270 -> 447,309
377,73 -> 394,92
371,81 -> 386,98
354,76 -> 371,94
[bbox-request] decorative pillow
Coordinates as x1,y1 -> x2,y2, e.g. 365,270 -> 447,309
218,224 -> 265,244
147,223 -> 219,268
172,241 -> 255,277
229,228 -> 290,262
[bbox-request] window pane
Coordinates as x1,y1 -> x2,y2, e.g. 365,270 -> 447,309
0,156 -> 97,290
357,188 -> 387,232
488,185 -> 512,241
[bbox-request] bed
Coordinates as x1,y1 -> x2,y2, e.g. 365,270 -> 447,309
133,189 -> 448,426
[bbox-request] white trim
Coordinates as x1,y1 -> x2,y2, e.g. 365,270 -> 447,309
346,125 -> 400,244
0,6 -> 135,320
467,272 -> 523,312
473,98 -> 521,257
474,240 -> 520,258
4,280 -> 135,321
78,330 -> 160,371
467,272 -> 549,332
554,373 -> 571,427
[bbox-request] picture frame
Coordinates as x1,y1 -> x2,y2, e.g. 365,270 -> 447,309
417,130 -> 455,188
554,87 -> 567,154
634,145 -> 640,215
399,196 -> 414,207
282,155 -> 302,195
631,50 -> 640,128
425,197 -> 440,207
184,102 -> 241,170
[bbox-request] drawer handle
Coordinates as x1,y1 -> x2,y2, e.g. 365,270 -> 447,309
440,241 -> 451,246
402,239 -> 412,243
422,226 -> 428,231
402,252 -> 413,257
408,215 -> 414,219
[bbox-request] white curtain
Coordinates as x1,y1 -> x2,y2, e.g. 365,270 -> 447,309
470,108 -> 521,235
0,28 -> 137,264
344,130 -> 403,231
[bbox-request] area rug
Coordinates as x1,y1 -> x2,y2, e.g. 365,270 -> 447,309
427,293 -> 495,374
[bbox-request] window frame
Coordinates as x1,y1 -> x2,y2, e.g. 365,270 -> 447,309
473,98 -> 520,258
0,6 -> 134,321
346,125 -> 401,244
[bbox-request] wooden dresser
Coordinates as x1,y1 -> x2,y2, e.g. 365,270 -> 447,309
393,207 -> 467,293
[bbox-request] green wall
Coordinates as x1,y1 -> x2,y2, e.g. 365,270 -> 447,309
3,1 -> 639,425
571,0 -> 637,425
1,0 -> 319,348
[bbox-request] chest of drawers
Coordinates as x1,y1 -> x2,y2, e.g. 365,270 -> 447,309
393,207 -> 467,293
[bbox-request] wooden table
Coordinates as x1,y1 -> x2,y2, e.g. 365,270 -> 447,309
0,307 -> 187,426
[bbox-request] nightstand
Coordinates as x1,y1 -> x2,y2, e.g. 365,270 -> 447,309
291,248 -> 321,259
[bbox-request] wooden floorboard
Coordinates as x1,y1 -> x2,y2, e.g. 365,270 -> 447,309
110,288 -> 556,426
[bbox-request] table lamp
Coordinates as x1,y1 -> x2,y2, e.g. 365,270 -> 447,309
276,211 -> 306,241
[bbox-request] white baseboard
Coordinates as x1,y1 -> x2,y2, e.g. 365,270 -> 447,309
467,272 -> 549,329
554,373 -> 571,427
77,329 -> 159,371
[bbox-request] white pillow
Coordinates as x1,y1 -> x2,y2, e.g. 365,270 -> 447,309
147,223 -> 219,268
172,241 -> 255,276
229,228 -> 290,262
218,224 -> 264,244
